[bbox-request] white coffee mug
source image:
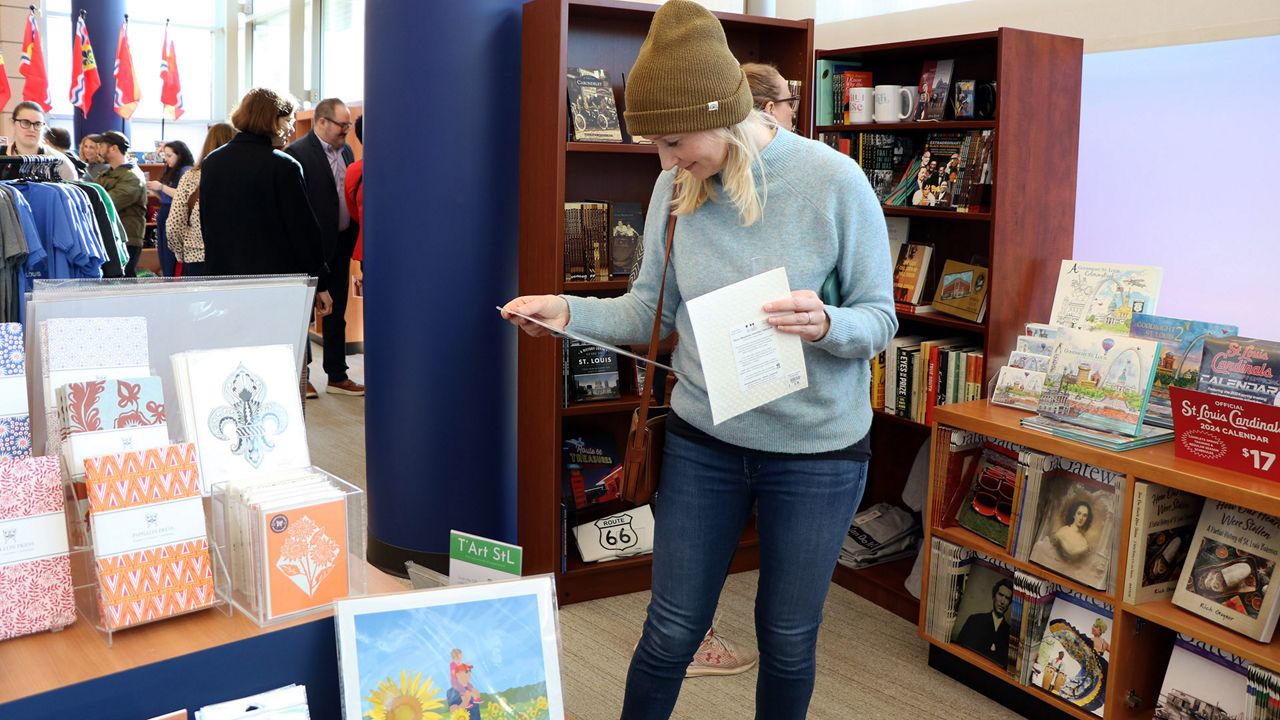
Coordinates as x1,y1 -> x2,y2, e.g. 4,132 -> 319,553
902,86 -> 921,122
848,87 -> 874,123
873,85 -> 912,123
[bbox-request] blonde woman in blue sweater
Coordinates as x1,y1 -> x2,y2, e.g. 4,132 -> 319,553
502,3 -> 896,718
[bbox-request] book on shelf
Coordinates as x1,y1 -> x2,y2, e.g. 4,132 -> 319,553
608,202 -> 644,278
916,59 -> 955,121
1038,328 -> 1162,437
885,216 -> 910,266
886,335 -> 923,417
895,302 -> 936,315
920,336 -> 970,424
949,556 -> 1016,667
1022,456 -> 1124,591
817,61 -> 867,125
1155,634 -> 1250,720
561,432 -> 621,510
1123,481 -> 1203,605
893,243 -> 933,305
563,338 -> 621,404
1247,665 -> 1280,720
1030,589 -> 1112,717
1196,335 -> 1280,406
1173,500 -> 1280,642
851,133 -> 915,203
954,441 -> 1022,548
952,79 -> 975,119
840,71 -> 872,124
1129,314 -> 1238,429
932,259 -> 989,322
566,68 -> 621,142
563,202 -> 610,281
991,366 -> 1046,413
1010,569 -> 1056,685
925,537 -> 974,643
1048,260 -> 1164,333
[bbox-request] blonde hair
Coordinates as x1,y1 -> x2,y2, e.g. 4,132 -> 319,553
670,110 -> 771,227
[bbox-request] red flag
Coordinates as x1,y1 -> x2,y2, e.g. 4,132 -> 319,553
113,18 -> 141,119
160,28 -> 184,120
0,52 -> 11,110
71,14 -> 102,117
19,10 -> 52,111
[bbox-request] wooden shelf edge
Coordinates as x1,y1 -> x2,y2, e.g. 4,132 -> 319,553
1123,599 -> 1280,673
883,206 -> 992,221
817,120 -> 996,132
567,141 -> 657,154
872,409 -> 931,430
561,396 -> 642,416
896,311 -> 987,333
921,635 -> 1100,720
932,526 -> 1117,606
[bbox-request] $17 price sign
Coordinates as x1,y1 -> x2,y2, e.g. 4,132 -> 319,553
1170,386 -> 1280,482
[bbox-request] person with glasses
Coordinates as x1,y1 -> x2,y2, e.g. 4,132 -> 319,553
1,101 -> 78,181
286,98 -> 365,398
742,62 -> 798,132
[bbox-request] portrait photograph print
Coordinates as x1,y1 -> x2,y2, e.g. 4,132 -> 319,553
335,575 -> 563,720
1028,467 -> 1119,590
949,560 -> 1015,667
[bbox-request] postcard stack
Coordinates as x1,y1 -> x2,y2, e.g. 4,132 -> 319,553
0,455 -> 75,640
171,344 -> 359,624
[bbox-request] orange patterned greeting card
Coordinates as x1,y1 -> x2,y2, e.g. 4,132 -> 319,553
263,497 -> 348,619
86,443 -> 215,629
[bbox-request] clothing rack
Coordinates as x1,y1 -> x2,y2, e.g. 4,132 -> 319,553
0,154 -> 63,180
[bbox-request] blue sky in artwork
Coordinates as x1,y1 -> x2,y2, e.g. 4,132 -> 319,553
353,595 -> 548,704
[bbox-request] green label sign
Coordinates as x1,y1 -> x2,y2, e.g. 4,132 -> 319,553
449,531 -> 522,577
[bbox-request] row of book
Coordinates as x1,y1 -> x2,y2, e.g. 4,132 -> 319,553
926,538 -> 1112,716
872,335 -> 985,423
821,129 -> 995,213
563,201 -> 644,282
945,422 -> 1280,643
891,239 -> 991,323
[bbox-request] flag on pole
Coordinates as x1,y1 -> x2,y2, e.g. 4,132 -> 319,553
71,13 -> 102,117
0,52 -> 11,110
19,9 -> 52,111
160,27 -> 184,120
113,16 -> 141,119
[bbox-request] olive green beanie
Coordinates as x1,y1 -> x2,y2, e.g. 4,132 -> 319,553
623,0 -> 753,138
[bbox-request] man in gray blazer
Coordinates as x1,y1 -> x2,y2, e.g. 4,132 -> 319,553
286,98 -> 364,397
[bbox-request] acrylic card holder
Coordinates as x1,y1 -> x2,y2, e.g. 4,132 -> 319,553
210,468 -> 367,627
62,443 -> 230,647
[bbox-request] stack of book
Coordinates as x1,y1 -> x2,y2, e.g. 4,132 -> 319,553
563,201 -> 646,282
838,502 -> 919,570
874,333 -> 984,423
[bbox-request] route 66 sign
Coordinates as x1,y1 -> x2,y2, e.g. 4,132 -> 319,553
596,513 -> 637,552
574,504 -> 655,563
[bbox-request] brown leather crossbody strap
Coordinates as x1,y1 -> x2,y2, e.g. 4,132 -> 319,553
633,214 -> 676,426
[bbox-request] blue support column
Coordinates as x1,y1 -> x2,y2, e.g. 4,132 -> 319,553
363,1 -> 524,573
71,0 -> 129,141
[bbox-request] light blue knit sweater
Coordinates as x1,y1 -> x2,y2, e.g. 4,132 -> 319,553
564,128 -> 898,454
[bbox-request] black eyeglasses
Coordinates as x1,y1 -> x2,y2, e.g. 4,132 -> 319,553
322,117 -> 354,131
774,96 -> 800,111
14,118 -> 45,130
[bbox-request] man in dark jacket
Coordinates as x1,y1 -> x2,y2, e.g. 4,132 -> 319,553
285,98 -> 363,397
96,131 -> 148,276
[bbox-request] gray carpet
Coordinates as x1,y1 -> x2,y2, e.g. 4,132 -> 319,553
304,347 -> 1023,720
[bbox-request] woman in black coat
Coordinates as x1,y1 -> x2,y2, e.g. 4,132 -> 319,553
200,87 -> 333,316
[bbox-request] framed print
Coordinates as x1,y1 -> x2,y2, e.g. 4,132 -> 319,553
335,575 -> 563,720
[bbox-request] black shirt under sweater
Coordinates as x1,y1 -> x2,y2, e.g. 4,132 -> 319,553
665,411 -> 871,462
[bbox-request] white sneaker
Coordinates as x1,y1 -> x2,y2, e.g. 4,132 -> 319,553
685,628 -> 758,677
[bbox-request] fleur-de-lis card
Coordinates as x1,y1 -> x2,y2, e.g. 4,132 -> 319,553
171,345 -> 309,491
0,456 -> 75,640
335,576 -> 565,720
84,443 -> 215,630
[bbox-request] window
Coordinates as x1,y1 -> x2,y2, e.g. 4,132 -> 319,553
44,1 -> 218,155
320,0 -> 364,101
815,0 -> 972,24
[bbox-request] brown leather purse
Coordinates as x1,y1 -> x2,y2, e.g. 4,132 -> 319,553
619,214 -> 676,505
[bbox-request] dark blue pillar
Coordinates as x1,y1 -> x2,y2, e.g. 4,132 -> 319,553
364,1 -> 523,573
71,0 -> 128,141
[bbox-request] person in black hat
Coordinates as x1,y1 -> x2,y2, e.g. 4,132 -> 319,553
96,130 -> 148,276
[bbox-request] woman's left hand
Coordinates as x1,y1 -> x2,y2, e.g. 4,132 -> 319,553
764,289 -> 830,341
146,180 -> 161,192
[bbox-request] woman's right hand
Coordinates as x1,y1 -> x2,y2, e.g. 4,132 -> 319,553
500,295 -> 569,337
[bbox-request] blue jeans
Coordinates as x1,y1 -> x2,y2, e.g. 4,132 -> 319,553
620,429 -> 867,720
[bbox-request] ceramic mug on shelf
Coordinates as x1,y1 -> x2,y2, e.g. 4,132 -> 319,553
873,85 -> 913,123
902,86 -> 921,121
848,87 -> 875,123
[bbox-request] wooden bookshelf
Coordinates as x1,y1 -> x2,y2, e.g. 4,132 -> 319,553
927,400 -> 1280,720
517,0 -> 814,604
819,28 -> 1082,625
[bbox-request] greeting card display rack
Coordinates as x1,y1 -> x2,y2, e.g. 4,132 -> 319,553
210,471 -> 368,628
60,467 -> 232,648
